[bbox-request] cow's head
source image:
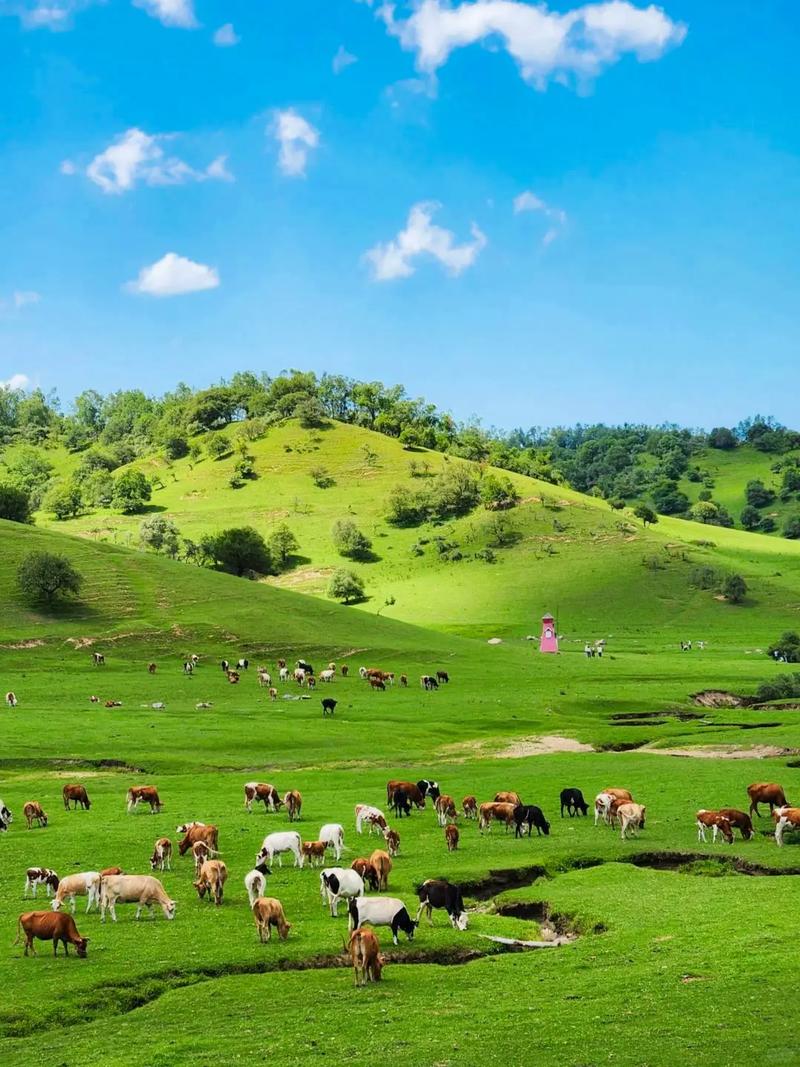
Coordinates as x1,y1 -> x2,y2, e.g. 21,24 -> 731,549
541,820 -> 551,836
75,937 -> 89,958
163,900 -> 177,920
451,911 -> 469,932
39,813 -> 48,827
193,879 -> 208,900
256,847 -> 269,867
51,898 -> 62,911
255,863 -> 271,877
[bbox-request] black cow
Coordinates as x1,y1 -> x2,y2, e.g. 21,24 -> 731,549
416,879 -> 468,931
417,779 -> 440,802
436,671 -> 450,684
421,675 -> 439,691
390,789 -> 412,818
514,804 -> 551,838
297,660 -> 314,675
560,788 -> 589,818
321,698 -> 337,717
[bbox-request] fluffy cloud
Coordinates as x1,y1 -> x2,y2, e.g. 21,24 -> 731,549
213,22 -> 239,46
125,253 -> 219,297
132,0 -> 197,28
271,109 -> 320,177
333,45 -> 358,73
370,0 -> 687,89
68,129 -> 232,195
513,189 -> 567,244
0,374 -> 31,391
365,201 -> 486,281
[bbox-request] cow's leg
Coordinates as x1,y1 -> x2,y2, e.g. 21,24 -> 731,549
135,904 -> 142,920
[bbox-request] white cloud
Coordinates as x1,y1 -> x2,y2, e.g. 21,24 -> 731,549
513,189 -> 567,244
0,374 -> 31,391
213,22 -> 239,46
125,252 -> 219,298
20,3 -> 72,28
365,201 -> 486,281
76,128 -> 233,194
371,0 -> 687,90
133,0 -> 197,29
13,290 -> 41,309
333,44 -> 358,73
271,109 -> 320,178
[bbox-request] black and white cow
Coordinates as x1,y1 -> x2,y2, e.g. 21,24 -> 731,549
321,698 -> 337,717
92,652 -> 105,666
24,867 -> 60,898
348,896 -> 417,945
296,660 -> 314,675
237,658 -> 249,671
416,879 -> 468,931
417,779 -> 440,803
514,804 -> 551,838
0,799 -> 12,831
221,660 -> 230,673
560,788 -> 589,818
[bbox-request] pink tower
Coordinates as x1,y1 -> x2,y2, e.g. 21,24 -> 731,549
539,612 -> 559,654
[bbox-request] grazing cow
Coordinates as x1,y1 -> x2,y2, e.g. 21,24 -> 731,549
284,790 -> 303,822
257,830 -> 303,869
390,789 -> 412,819
227,670 -> 240,685
351,859 -> 381,892
253,897 -> 291,942
417,880 -> 468,931
514,804 -> 551,838
462,796 -> 478,820
293,668 -> 306,686
420,675 -> 439,691
92,652 -> 105,666
773,806 -> 800,846
245,865 -> 270,907
100,875 -> 176,922
307,676 -> 317,691
369,849 -> 392,891
321,698 -> 337,717
0,798 -> 12,829
320,669 -> 335,683
192,841 -> 213,876
24,801 -> 48,830
190,654 -> 200,666
618,803 -> 646,840
560,788 -> 589,818
178,824 -> 218,857
268,687 -> 278,702
359,667 -> 368,679
221,660 -> 230,672
24,868 -> 60,898
696,810 -> 734,845
105,700 -> 122,708
244,782 -> 283,813
258,670 -> 272,688
348,896 -> 417,945
126,786 -> 162,814
320,868 -> 365,916
51,872 -> 101,914
176,821 -> 206,833
748,782 -> 788,817
348,927 -> 383,986
383,828 -> 400,857
494,791 -> 521,807
320,823 -> 345,860
595,789 -> 633,825
296,660 -> 313,675
445,823 -> 459,852
63,784 -> 91,810
5,691 -> 18,707
355,804 -> 387,835
387,780 -> 425,809
194,859 -> 228,905
301,841 -> 328,868
279,667 -> 290,683
435,794 -> 457,827
237,658 -> 249,671
369,678 -> 385,692
717,808 -> 755,840
89,696 -> 99,703
148,663 -> 157,674
183,661 -> 194,675
196,702 -> 213,709
399,674 -> 408,687
436,671 -> 450,684
340,664 -> 349,678
16,911 -> 89,957
478,802 -> 516,833
150,837 -> 173,871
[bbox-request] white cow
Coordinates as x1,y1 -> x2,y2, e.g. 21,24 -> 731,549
319,823 -> 345,861
348,896 -> 418,945
594,792 -> 614,826
256,831 -> 303,868
51,872 -> 102,914
618,803 -> 646,840
355,804 -> 387,835
319,669 -> 335,683
774,807 -> 800,847
100,875 -> 176,922
319,868 -> 364,917
245,866 -> 270,907
279,667 -> 290,683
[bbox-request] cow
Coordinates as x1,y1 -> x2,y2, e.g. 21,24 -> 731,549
348,927 -> 383,986
320,868 -> 365,916
24,868 -> 59,899
221,659 -> 230,672
104,700 -> 122,708
183,661 -> 194,675
5,691 -> 18,707
387,780 -> 425,810
253,897 -> 291,942
23,801 -> 48,829
445,823 -> 459,852
320,669 -> 335,683
194,859 -> 228,905
359,667 -> 368,679
192,841 -> 214,876
369,849 -> 392,891
16,911 -> 89,957
148,662 -> 157,674
389,789 -> 412,819
594,789 -> 633,826
89,695 -> 99,703
196,702 -> 213,709
99,875 -> 176,922
421,675 -> 439,691
351,859 -> 381,891
176,821 -> 206,833
227,670 -> 240,685
348,896 -> 417,945
696,810 -> 734,845
399,674 -> 408,687
126,786 -> 162,814
293,668 -> 306,686
150,837 -> 173,871
178,824 -> 218,857
279,667 -> 290,683
237,658 -> 249,671
51,872 -> 101,914
434,794 -> 457,827
301,841 -> 328,868
244,782 -> 283,813
383,828 -> 400,857
258,670 -> 272,688
418,779 -> 441,802
478,802 -> 516,832
514,804 -> 551,838
355,804 -> 387,835
618,803 -> 646,840
748,782 -> 788,817
369,678 -> 385,692
245,865 -> 270,907
284,790 -> 302,822
92,652 -> 105,666
462,795 -> 478,820
307,676 -> 317,691
494,791 -> 521,807
0,798 -> 12,829
296,660 -> 313,675
256,831 -> 303,868
560,788 -> 589,818
717,808 -> 755,841
277,658 -> 287,670
416,879 -> 468,931
268,687 -> 278,702
436,671 -> 450,684
321,698 -> 337,717
101,867 -> 124,877
63,784 -> 91,810
320,823 -> 345,860
340,664 -> 349,678
773,807 -> 800,846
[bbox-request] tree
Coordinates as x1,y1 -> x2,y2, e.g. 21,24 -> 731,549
140,516 -> 180,557
17,551 -> 82,603
708,427 -> 737,450
309,465 -> 334,489
782,467 -> 800,494
162,435 -> 189,460
42,480 -> 83,521
480,473 -> 520,510
633,503 -> 658,527
385,485 -> 426,526
112,470 -> 151,513
332,519 -> 373,560
295,396 -> 327,428
722,574 -> 747,603
207,433 -> 232,460
328,568 -> 365,604
739,505 -> 760,530
783,515 -> 800,540
689,500 -> 734,527
759,515 -> 777,533
0,483 -> 32,523
267,524 -> 299,569
745,479 -> 775,508
210,527 -> 272,576
767,631 -> 800,664
651,479 -> 689,515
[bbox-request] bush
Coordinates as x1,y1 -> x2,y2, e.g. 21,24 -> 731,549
783,515 -> 800,540
332,519 -> 373,560
708,427 -> 737,450
480,473 -> 520,510
782,467 -> 800,494
722,574 -> 747,603
267,524 -> 299,569
328,568 -> 365,604
758,515 -> 777,533
42,480 -> 83,521
385,485 -> 427,526
756,672 -> 800,702
487,513 -> 521,548
428,466 -> 480,520
207,433 -> 232,461
17,551 -> 82,603
633,504 -> 657,527
140,516 -> 180,557
651,479 -> 689,515
208,527 -> 272,577
689,500 -> 734,527
740,505 -> 761,530
689,565 -> 720,590
162,435 -> 189,460
309,465 -> 335,489
767,632 -> 800,664
745,479 -> 775,508
0,482 -> 32,523
112,470 -> 152,513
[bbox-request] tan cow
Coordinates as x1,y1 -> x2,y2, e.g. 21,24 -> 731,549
244,782 -> 282,813
284,790 -> 302,822
696,810 -> 733,845
445,823 -> 459,852
23,801 -> 48,829
493,791 -> 521,807
618,803 -> 646,840
194,860 -> 228,905
100,875 -> 176,922
462,795 -> 478,820
253,897 -> 291,942
369,849 -> 392,891
348,927 -> 383,986
63,784 -> 91,810
126,786 -> 162,814
51,872 -> 102,914
434,794 -> 457,827
478,802 -> 516,832
192,841 -> 213,876
178,824 -> 218,857
301,841 -> 327,868
748,782 -> 787,817
150,837 -> 173,871
351,858 -> 380,891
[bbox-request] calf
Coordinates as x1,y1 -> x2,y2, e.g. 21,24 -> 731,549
696,810 -> 734,845
717,808 -> 755,841
560,788 -> 588,818
416,879 -> 468,930
355,804 -> 387,835
618,803 -> 646,840
748,782 -> 787,817
383,828 -> 400,857
0,798 -> 11,830
302,841 -> 328,868
390,789 -> 412,818
320,868 -> 365,916
245,865 -> 270,907
148,662 -> 157,674
183,661 -> 194,675
320,823 -> 345,860
348,896 -> 417,945
253,897 -> 290,942
462,795 -> 478,820
445,823 -> 459,851
51,872 -> 101,914
237,658 -> 249,671
227,670 -> 240,685
194,859 -> 228,905
369,849 -> 392,891
494,790 -> 521,806
321,698 -> 337,717
351,859 -> 381,891
100,875 -> 176,922
319,669 -> 335,683
420,675 -> 439,691
16,911 -> 89,957
126,786 -> 162,814
150,837 -> 173,871
399,674 -> 408,687
369,678 -> 385,692
340,664 -> 349,678
268,687 -> 278,702
258,670 -> 272,688
348,927 -> 383,986
513,804 -> 551,838
178,824 -> 218,857
5,691 -> 17,707
284,789 -> 302,822
63,784 -> 91,810
24,868 -> 59,899
773,806 -> 800,847
23,801 -> 48,829
256,830 -> 303,868
244,782 -> 282,813
434,794 -> 457,827
192,840 -> 213,876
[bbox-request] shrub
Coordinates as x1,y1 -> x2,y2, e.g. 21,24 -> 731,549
309,465 -> 335,489
722,574 -> 747,603
633,504 -> 657,527
756,672 -> 800,702
708,427 -> 737,450
332,519 -> 373,560
480,473 -> 520,511
328,568 -> 365,603
428,466 -> 480,520
267,524 -> 299,569
758,515 -> 777,533
745,479 -> 775,508
112,470 -> 152,513
140,516 -> 180,557
208,527 -> 272,577
42,480 -> 83,521
0,482 -> 32,523
17,551 -> 82,603
689,500 -> 733,527
740,505 -> 761,530
782,467 -> 800,494
651,479 -> 689,515
487,514 -> 521,548
689,565 -> 720,590
767,632 -> 800,664
386,485 -> 427,526
783,515 -> 800,540
162,435 -> 189,460
207,433 -> 232,461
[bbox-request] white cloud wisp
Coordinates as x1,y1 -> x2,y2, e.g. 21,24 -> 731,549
365,201 -> 487,281
125,253 -> 219,297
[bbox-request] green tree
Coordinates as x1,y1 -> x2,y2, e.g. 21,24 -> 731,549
745,479 -> 775,508
651,479 -> 689,515
140,516 -> 180,557
207,432 -> 232,460
385,485 -> 426,526
480,473 -> 520,510
328,568 -> 365,603
767,631 -> 800,663
112,470 -> 152,513
722,574 -> 747,603
783,515 -> 800,540
82,470 -> 115,508
162,434 -> 189,460
5,447 -> 54,496
633,503 -> 658,527
210,527 -> 272,576
267,524 -> 299,569
782,467 -> 800,494
42,480 -> 83,520
0,483 -> 32,523
759,515 -> 777,533
17,551 -> 82,603
332,519 -> 373,560
707,427 -> 737,450
740,505 -> 761,530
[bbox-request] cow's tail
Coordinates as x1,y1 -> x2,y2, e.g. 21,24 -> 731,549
13,917 -> 22,946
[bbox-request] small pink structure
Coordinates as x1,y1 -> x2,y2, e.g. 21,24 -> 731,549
539,613 -> 559,654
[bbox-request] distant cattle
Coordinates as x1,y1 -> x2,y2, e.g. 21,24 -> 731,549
0,798 -> 12,830
383,828 -> 400,857
617,803 -> 646,840
194,859 -> 228,905
100,875 -> 176,922
245,865 -> 270,907
319,669 -> 335,683
63,784 -> 91,810
126,786 -> 162,814
696,810 -> 734,845
178,824 -> 218,857
595,789 -> 633,825
348,896 -> 417,945
256,831 -> 303,868
717,808 -> 755,840
221,660 -> 229,672
237,659 -> 249,671
748,783 -> 787,817
340,665 -> 349,678
348,927 -> 383,986
16,911 -> 89,957
351,858 -> 381,891
462,795 -> 478,820
226,670 -> 240,685
420,675 -> 439,691
105,700 -> 122,708
445,823 -> 459,851
24,868 -> 59,899
258,670 -> 272,687
513,804 -> 550,838
284,790 -> 302,822
399,674 -> 408,687
369,678 -> 385,692
253,897 -> 291,942
560,788 -> 589,818
279,667 -> 290,682
244,782 -> 282,813
319,823 -> 345,861
147,662 -> 157,674
418,779 -> 441,802
296,660 -> 314,675
5,691 -> 17,707
435,794 -> 457,827
150,837 -> 173,871
773,806 -> 800,846
92,653 -> 105,666
478,802 -> 516,832
183,661 -> 194,675
307,676 -> 317,690
51,872 -> 101,914
390,789 -> 412,819
23,801 -> 48,830
417,879 -> 468,930
320,868 -> 365,916
268,687 -> 278,702
321,698 -> 337,717
436,671 -> 450,684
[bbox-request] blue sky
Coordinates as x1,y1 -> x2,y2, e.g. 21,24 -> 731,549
1,0 -> 798,431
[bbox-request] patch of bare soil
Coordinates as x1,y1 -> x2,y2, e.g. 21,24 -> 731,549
495,735 -> 595,758
692,690 -> 747,708
271,567 -> 334,588
639,744 -> 799,760
0,639 -> 45,649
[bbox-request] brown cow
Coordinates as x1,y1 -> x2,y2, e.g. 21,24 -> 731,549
369,678 -> 386,691
462,795 -> 478,820
150,838 -> 173,871
351,858 -> 381,891
147,662 -> 157,674
445,823 -> 459,851
100,867 -> 124,877
696,810 -> 734,845
301,841 -> 327,868
369,849 -> 392,891
348,927 -> 382,986
63,784 -> 91,810
748,783 -> 787,817
244,782 -> 283,813
340,664 -> 349,678
717,808 -> 755,840
179,824 -> 218,857
16,911 -> 89,957
478,802 -> 516,832
399,674 -> 408,687
23,801 -> 48,830
227,670 -> 240,684
194,859 -> 227,905
253,897 -> 291,942
383,828 -> 400,857
386,780 -> 425,809
284,790 -> 302,822
192,841 -> 212,876
434,794 -> 457,827
494,791 -> 522,807
126,786 -> 162,814
773,806 -> 800,846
